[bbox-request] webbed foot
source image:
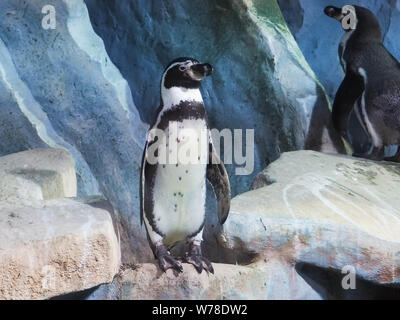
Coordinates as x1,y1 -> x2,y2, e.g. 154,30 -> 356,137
384,148 -> 400,163
353,146 -> 384,161
155,244 -> 183,273
183,241 -> 214,274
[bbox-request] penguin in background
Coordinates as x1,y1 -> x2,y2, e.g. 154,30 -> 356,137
140,57 -> 230,274
325,5 -> 400,161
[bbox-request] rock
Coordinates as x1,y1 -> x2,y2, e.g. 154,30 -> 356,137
89,262 -> 320,300
0,149 -> 120,299
277,0 -> 400,154
0,197 -> 120,300
221,151 -> 400,298
0,149 -> 77,201
91,150 -> 400,300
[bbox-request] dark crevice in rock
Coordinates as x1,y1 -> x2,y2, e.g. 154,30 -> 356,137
50,285 -> 101,300
207,236 -> 259,266
296,263 -> 400,300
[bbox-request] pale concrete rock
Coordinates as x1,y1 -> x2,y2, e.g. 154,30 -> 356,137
0,149 -> 77,201
90,151 -> 400,300
221,151 -> 400,290
0,197 -> 120,300
91,262 -> 320,300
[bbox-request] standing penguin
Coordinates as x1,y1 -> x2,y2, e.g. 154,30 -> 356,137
140,57 -> 230,274
325,5 -> 400,161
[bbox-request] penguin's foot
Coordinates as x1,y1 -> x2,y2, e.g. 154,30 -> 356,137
384,155 -> 400,163
384,150 -> 400,163
353,146 -> 384,161
183,241 -> 214,274
352,152 -> 376,160
155,244 -> 183,273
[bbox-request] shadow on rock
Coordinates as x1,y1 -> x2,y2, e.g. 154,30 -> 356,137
296,262 -> 400,300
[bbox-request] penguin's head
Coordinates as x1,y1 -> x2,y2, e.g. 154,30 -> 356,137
162,57 -> 213,90
324,5 -> 381,40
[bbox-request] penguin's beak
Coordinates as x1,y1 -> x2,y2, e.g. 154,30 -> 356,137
189,63 -> 213,80
324,6 -> 343,21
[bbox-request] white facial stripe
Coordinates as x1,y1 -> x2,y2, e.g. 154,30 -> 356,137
164,60 -> 192,73
178,61 -> 195,72
161,60 -> 193,90
163,60 -> 194,79
161,62 -> 180,91
159,61 -> 203,112
358,67 -> 383,147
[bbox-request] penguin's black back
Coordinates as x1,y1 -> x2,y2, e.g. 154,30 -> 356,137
342,6 -> 400,144
345,40 -> 400,144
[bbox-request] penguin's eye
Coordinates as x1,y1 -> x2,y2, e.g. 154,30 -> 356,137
179,65 -> 187,72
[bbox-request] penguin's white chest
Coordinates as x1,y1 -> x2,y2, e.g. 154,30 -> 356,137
152,119 -> 208,246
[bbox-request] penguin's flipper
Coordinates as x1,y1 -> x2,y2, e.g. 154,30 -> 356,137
141,106 -> 163,226
206,140 -> 231,224
332,70 -> 365,139
140,141 -> 148,226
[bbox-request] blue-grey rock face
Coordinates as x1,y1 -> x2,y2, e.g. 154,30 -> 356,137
278,0 -> 400,153
0,0 -> 148,260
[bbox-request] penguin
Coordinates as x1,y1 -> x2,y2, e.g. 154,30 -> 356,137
140,57 -> 230,274
325,5 -> 400,161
